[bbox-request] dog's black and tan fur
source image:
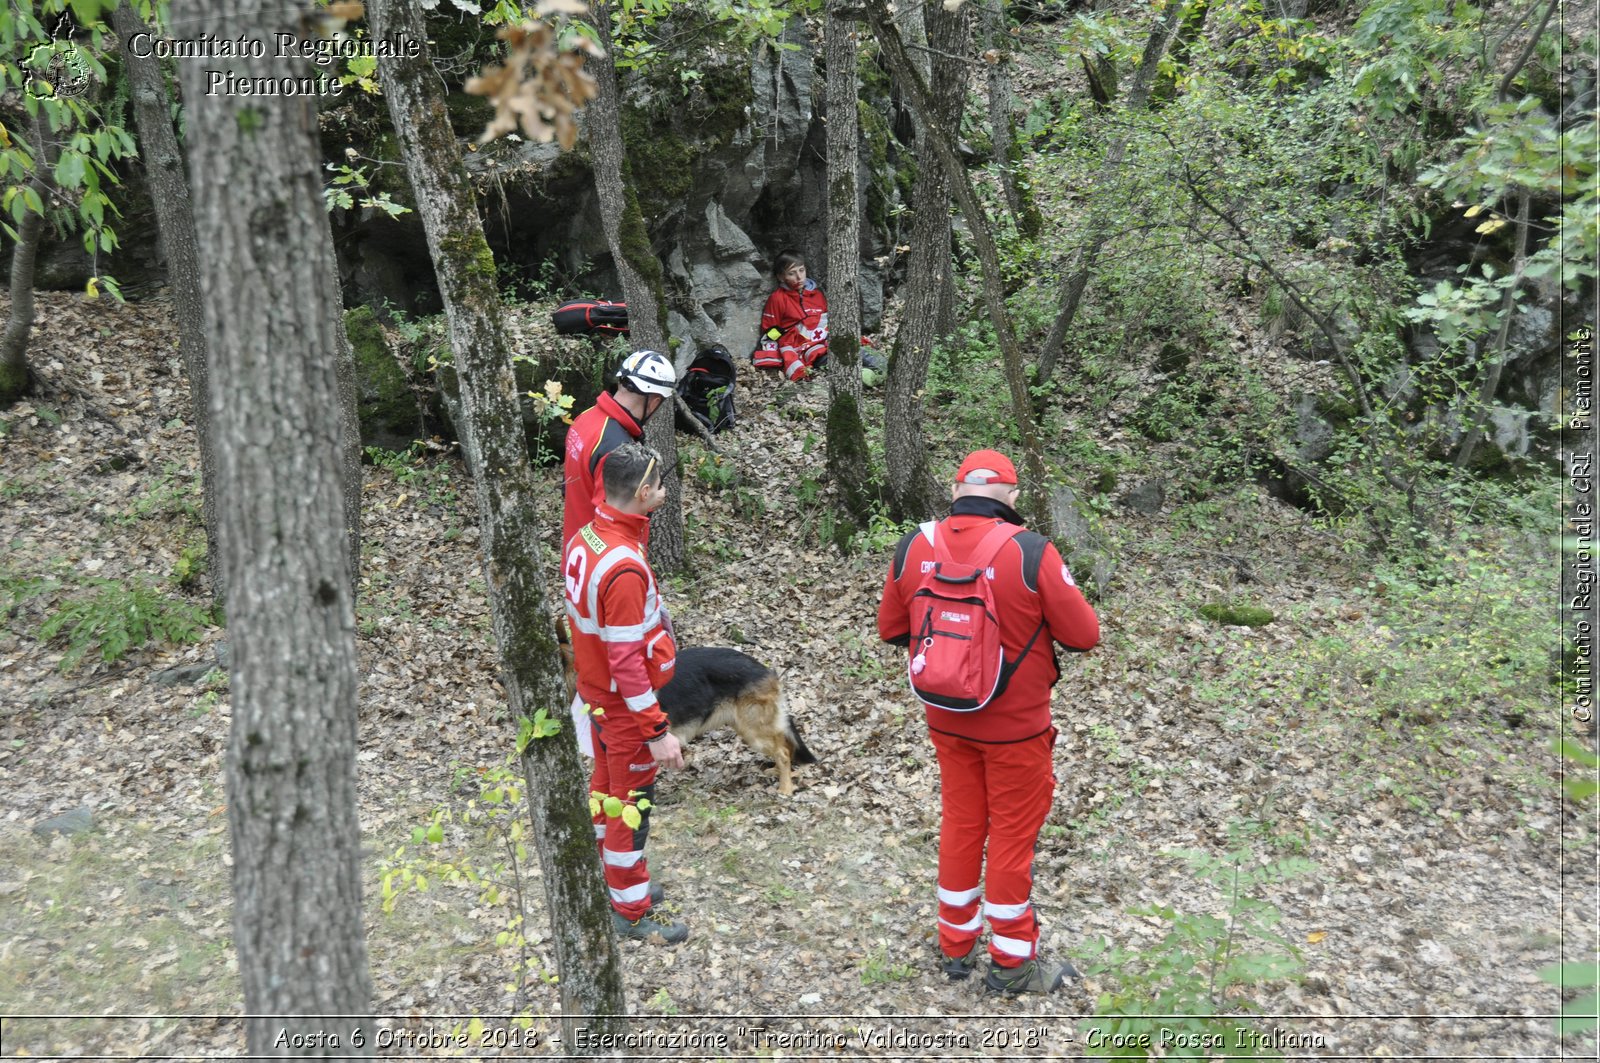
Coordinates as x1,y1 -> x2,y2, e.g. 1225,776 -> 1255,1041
558,622 -> 817,795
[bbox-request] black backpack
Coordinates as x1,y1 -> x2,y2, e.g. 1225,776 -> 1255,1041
552,299 -> 630,336
675,345 -> 737,434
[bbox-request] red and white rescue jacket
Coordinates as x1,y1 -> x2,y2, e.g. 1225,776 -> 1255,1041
757,279 -> 829,380
562,391 -> 644,553
878,497 -> 1100,743
564,504 -> 676,745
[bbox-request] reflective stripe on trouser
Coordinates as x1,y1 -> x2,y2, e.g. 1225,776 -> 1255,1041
781,340 -> 826,380
589,718 -> 660,920
930,727 -> 1056,968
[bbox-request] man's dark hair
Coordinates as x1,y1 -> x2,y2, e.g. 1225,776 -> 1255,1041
603,442 -> 662,503
771,249 -> 806,282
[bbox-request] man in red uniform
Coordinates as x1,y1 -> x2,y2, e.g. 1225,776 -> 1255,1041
563,442 -> 688,943
877,449 -> 1100,993
561,350 -> 677,553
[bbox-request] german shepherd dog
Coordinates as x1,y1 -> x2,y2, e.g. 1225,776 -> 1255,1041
557,622 -> 818,795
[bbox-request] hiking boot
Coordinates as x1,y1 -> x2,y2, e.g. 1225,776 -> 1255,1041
612,910 -> 688,945
648,881 -> 665,906
983,957 -> 1078,995
939,941 -> 982,981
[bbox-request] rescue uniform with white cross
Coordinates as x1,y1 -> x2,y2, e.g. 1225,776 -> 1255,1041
564,503 -> 677,920
877,495 -> 1099,970
756,277 -> 830,381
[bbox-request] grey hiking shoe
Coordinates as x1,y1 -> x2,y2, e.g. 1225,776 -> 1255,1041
939,941 -> 982,981
983,957 -> 1079,995
649,881 -> 665,906
612,910 -> 688,945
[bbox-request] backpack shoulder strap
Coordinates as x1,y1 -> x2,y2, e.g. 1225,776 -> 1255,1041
968,521 -> 1026,571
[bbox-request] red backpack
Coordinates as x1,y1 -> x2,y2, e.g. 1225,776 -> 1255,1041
906,521 -> 1043,712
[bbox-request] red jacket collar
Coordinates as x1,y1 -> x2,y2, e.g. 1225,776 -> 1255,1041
596,390 -> 643,437
593,502 -> 651,545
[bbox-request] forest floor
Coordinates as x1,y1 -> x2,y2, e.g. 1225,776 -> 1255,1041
0,291 -> 1594,1060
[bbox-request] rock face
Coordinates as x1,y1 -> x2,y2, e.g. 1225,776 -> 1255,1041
336,17 -> 903,363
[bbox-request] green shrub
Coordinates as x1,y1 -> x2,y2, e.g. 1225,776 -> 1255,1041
39,578 -> 214,672
1078,840 -> 1312,1059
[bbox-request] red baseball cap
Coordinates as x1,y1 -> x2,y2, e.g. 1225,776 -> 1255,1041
955,449 -> 1018,485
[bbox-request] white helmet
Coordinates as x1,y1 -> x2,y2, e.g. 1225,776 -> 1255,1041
616,350 -> 677,397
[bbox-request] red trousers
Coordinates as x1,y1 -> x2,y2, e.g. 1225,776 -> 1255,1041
589,719 -> 659,920
930,727 -> 1056,968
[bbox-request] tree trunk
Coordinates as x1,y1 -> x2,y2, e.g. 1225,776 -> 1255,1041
1151,0 -> 1211,106
884,1 -> 969,523
369,0 -> 626,1048
0,119 -> 50,407
824,0 -> 873,527
177,3 -> 373,1054
981,0 -> 1037,236
587,0 -> 687,572
866,1 -> 1053,537
1035,1 -> 1183,390
110,3 -> 224,600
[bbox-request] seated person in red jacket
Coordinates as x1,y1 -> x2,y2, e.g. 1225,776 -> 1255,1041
755,249 -> 883,383
755,249 -> 829,381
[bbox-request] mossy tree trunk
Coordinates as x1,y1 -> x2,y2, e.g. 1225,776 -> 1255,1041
111,2 -> 224,602
0,118 -> 51,408
865,1 -> 1054,536
1035,1 -> 1182,390
587,0 -> 687,572
370,0 -> 626,1046
824,0 -> 873,527
177,3 -> 373,1054
883,1 -> 969,523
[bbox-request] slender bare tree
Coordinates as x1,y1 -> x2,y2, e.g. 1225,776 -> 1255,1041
110,4 -> 223,598
586,0 -> 689,571
883,0 -> 970,523
0,118 -> 51,406
824,0 -> 873,524
1035,2 -> 1183,389
371,0 -> 627,1047
865,1 -> 1053,535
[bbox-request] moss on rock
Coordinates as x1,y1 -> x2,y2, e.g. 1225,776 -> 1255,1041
346,306 -> 420,451
1198,603 -> 1275,627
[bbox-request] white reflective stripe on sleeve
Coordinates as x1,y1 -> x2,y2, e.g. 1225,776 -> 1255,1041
624,689 -> 658,712
984,899 -> 1032,920
991,933 -> 1034,959
609,881 -> 651,904
785,362 -> 806,379
599,621 -> 648,642
938,885 -> 982,908
593,823 -> 606,840
939,912 -> 984,933
602,848 -> 646,868
584,544 -> 644,630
